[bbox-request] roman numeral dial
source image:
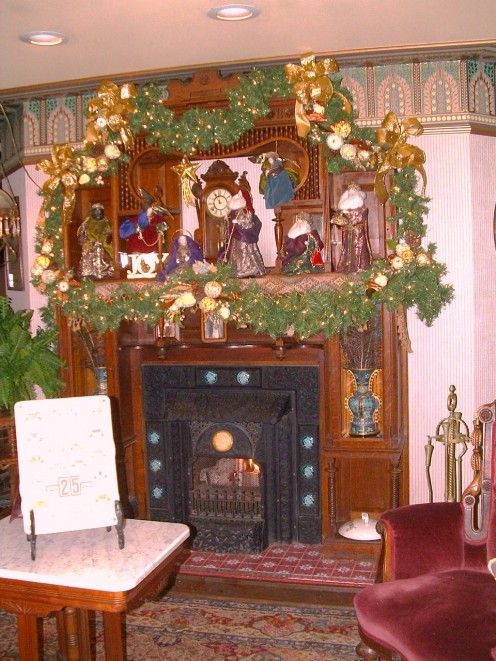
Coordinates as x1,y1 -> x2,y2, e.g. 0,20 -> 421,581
206,188 -> 233,218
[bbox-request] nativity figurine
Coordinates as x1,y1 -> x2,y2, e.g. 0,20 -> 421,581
331,183 -> 373,273
218,190 -> 267,278
77,202 -> 114,279
281,211 -> 324,274
158,233 -> 204,279
119,206 -> 169,254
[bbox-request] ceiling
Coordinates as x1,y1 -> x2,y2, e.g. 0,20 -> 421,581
1,0 -> 496,99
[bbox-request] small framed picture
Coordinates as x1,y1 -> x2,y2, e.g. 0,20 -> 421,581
201,312 -> 227,343
154,319 -> 181,342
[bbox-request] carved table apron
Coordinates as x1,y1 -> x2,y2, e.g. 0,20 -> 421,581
0,517 -> 189,660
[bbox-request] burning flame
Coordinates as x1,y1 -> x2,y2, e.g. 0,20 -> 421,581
247,459 -> 260,473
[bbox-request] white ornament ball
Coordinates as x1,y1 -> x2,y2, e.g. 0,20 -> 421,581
326,133 -> 344,151
218,306 -> 230,320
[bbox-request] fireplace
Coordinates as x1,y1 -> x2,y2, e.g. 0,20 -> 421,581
142,364 -> 321,553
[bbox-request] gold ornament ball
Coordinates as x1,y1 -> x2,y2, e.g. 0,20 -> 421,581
401,249 -> 414,263
204,280 -> 223,299
104,144 -> 121,160
35,255 -> 51,269
199,296 -> 217,313
390,255 -> 404,270
334,120 -> 352,138
83,157 -> 98,173
41,238 -> 54,255
416,252 -> 430,266
96,156 -> 109,171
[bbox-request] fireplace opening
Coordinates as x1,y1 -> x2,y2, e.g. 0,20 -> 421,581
143,365 -> 321,554
190,454 -> 264,552
191,456 -> 262,517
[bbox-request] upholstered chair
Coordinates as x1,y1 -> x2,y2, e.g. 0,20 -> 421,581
354,399 -> 496,660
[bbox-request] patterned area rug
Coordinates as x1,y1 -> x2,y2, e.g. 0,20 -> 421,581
0,595 -> 361,660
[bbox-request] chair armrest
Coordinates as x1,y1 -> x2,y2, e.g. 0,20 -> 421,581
380,502 -> 465,581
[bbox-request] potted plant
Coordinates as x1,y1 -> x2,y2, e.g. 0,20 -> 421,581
0,296 -> 64,414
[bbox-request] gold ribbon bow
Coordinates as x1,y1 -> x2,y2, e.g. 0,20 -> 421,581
374,111 -> 427,203
85,80 -> 138,149
36,144 -> 79,225
285,52 -> 352,138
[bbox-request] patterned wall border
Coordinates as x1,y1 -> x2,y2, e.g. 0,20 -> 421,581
2,57 -> 495,166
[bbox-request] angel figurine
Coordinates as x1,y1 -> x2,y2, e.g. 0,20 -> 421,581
250,152 -> 298,210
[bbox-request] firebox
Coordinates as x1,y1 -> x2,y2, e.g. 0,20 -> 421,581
142,365 -> 321,553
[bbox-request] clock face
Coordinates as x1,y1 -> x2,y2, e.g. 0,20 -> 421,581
206,188 -> 233,218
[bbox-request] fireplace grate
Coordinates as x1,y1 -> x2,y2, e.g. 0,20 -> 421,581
190,487 -> 262,520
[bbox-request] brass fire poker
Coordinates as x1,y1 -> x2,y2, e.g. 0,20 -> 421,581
425,385 -> 471,502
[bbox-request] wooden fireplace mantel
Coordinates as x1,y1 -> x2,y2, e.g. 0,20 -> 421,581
57,295 -> 408,550
55,66 -> 409,552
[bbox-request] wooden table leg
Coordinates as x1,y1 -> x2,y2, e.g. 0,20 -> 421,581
102,611 -> 125,660
56,608 -> 92,661
17,613 -> 41,661
77,609 -> 92,660
63,607 -> 82,661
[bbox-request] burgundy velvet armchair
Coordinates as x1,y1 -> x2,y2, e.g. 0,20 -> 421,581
354,399 -> 496,661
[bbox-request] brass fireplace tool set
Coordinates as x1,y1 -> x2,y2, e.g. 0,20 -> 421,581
425,385 -> 471,502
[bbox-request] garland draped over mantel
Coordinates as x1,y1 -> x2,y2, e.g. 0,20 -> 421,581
31,55 -> 453,340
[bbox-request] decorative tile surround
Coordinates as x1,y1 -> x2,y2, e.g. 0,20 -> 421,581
2,58 -> 495,166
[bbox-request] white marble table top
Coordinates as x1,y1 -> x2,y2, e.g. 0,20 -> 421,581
0,518 -> 190,592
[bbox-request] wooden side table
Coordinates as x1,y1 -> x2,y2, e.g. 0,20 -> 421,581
0,517 -> 190,660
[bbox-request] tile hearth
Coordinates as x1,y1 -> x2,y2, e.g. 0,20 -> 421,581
178,543 -> 378,588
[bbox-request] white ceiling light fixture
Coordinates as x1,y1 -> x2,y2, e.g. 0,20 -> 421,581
208,4 -> 260,21
20,31 -> 67,46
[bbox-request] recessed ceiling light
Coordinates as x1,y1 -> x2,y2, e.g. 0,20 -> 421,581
20,31 -> 67,46
208,4 -> 260,21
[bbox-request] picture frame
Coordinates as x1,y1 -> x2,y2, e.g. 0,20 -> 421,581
201,311 -> 227,343
6,197 -> 23,291
154,318 -> 181,341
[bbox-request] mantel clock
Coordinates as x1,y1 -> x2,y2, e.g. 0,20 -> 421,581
199,160 -> 239,261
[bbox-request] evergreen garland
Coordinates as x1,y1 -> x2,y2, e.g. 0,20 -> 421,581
31,64 -> 453,339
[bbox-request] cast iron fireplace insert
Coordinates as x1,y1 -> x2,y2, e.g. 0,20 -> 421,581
142,364 -> 321,553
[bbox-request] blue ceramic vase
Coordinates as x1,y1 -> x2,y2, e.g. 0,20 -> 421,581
92,366 -> 108,395
347,368 -> 380,436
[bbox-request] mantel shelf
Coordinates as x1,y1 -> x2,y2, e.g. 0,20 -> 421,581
93,270 -> 357,300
